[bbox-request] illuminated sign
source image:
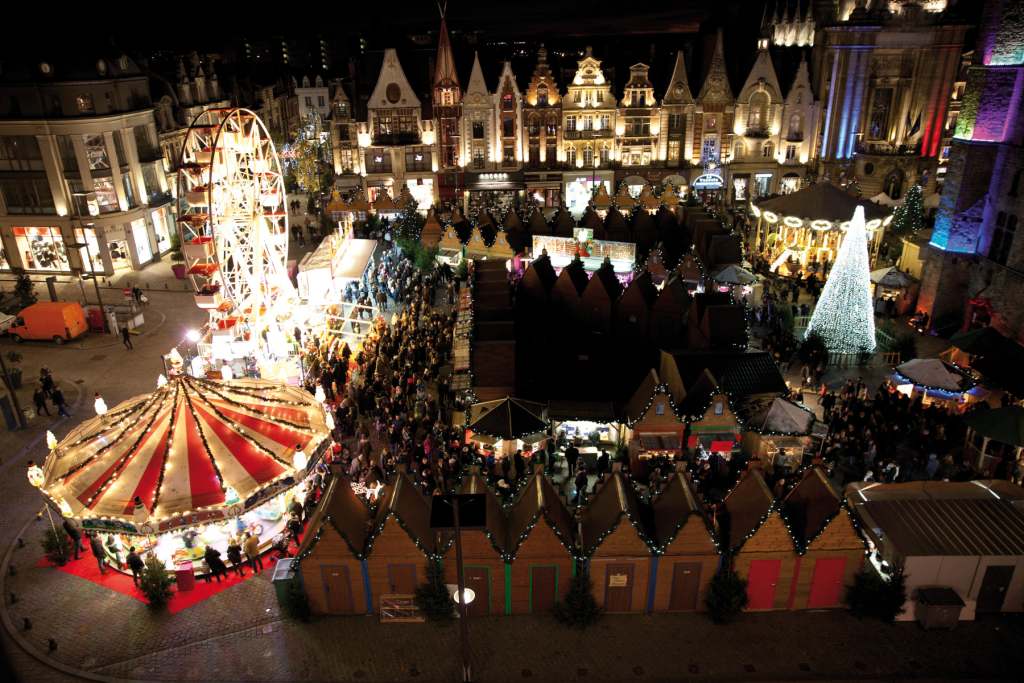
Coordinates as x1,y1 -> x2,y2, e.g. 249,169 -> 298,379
693,173 -> 724,190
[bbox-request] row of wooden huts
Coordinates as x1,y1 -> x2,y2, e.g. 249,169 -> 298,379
297,465 -> 866,617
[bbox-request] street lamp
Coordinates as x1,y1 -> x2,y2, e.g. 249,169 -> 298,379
94,393 -> 108,416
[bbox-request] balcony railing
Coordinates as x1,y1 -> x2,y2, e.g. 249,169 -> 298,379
148,190 -> 172,206
855,141 -> 920,156
745,128 -> 770,139
563,130 -> 614,140
372,132 -> 421,146
785,132 -> 804,142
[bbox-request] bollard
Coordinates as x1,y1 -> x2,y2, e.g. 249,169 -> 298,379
23,617 -> 31,631
8,565 -> 15,576
16,538 -> 24,548
9,592 -> 16,605
48,638 -> 57,652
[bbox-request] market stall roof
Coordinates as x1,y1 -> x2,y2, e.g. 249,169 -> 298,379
467,397 -> 548,440
780,467 -> 842,551
962,406 -> 1024,447
754,182 -> 889,223
895,358 -> 974,392
592,183 -> 612,209
370,470 -> 446,556
325,191 -> 349,216
502,209 -> 522,231
870,266 -> 914,288
651,472 -> 708,549
506,471 -> 576,558
737,396 -> 815,435
848,480 -> 1024,556
371,191 -> 398,213
528,207 -> 550,235
711,264 -> 757,285
421,209 -> 442,248
615,185 -> 637,210
553,207 -> 576,236
870,191 -> 899,207
722,471 -> 775,552
580,471 -> 654,557
456,471 -> 510,557
346,192 -> 370,212
41,377 -> 330,526
297,472 -> 373,559
950,326 -> 1016,356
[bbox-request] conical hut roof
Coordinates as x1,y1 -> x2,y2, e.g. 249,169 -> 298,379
529,207 -> 550,236
553,207 -> 576,237
325,190 -> 349,217
592,183 -> 612,209
605,207 -> 630,241
582,207 -> 604,233
661,183 -> 680,207
347,191 -> 370,212
615,185 -> 636,210
397,185 -> 416,209
631,210 -> 657,250
371,190 -> 398,213
502,209 -> 522,231
638,185 -> 660,212
41,377 -> 330,527
421,209 -> 442,248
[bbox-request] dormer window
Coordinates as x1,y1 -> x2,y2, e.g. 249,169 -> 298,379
537,85 -> 548,106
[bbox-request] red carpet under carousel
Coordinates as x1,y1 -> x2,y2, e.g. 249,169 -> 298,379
37,551 -> 267,614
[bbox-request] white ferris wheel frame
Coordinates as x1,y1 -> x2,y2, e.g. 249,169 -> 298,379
176,108 -> 291,336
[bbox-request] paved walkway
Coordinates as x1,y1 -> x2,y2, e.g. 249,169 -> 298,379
5,513 -> 1024,682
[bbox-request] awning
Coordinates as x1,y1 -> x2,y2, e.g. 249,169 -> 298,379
687,433 -> 740,450
639,434 -> 680,451
710,440 -> 735,453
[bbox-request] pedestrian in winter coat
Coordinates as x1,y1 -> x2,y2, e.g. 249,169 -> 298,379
204,546 -> 229,582
62,519 -> 83,560
572,468 -> 589,506
88,532 -> 108,574
226,538 -> 245,577
244,532 -> 263,573
51,387 -> 70,417
126,547 -> 145,586
33,386 -> 50,416
122,326 -> 133,350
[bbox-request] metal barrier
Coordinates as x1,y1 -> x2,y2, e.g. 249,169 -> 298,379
320,301 -> 378,343
379,594 -> 423,623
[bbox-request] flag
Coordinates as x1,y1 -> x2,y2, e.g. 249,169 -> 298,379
907,111 -> 922,140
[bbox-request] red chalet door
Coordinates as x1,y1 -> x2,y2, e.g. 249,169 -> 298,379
807,557 -> 847,609
746,559 -> 781,610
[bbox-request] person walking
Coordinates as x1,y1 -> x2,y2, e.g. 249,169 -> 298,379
243,532 -> 263,573
40,367 -> 55,396
88,532 -> 108,575
122,326 -> 133,350
203,545 -> 229,583
62,518 -> 83,560
226,537 -> 245,577
33,385 -> 50,416
51,387 -> 70,417
572,467 -> 589,506
126,546 -> 145,587
564,442 -> 579,477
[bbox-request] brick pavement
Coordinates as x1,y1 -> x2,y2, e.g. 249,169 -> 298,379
6,512 -> 1024,683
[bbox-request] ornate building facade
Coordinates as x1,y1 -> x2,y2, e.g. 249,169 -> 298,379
918,0 -> 1024,340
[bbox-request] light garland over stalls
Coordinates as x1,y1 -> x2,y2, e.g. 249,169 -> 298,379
804,206 -> 877,354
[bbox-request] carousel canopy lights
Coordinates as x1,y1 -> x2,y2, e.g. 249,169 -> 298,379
94,394 -> 108,416
753,182 -> 891,233
157,374 -> 168,388
46,430 -> 58,451
185,329 -> 201,343
39,376 -> 330,528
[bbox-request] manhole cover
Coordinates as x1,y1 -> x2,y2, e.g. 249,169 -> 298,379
89,355 -> 106,362
74,379 -> 85,384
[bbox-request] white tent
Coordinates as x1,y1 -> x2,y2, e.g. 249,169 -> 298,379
895,358 -> 970,392
870,192 -> 900,207
871,266 -> 914,288
744,397 -> 816,435
711,264 -> 757,285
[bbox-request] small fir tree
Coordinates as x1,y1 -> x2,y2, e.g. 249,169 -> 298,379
282,579 -> 312,622
845,567 -> 907,623
139,554 -> 175,609
394,203 -> 426,242
40,528 -> 70,566
705,566 -> 748,624
891,184 -> 925,237
413,560 -> 455,622
805,206 -> 877,354
552,569 -> 603,629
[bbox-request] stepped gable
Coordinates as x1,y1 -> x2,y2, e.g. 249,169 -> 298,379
582,207 -> 605,236
721,471 -> 775,552
621,270 -> 658,308
592,258 -> 623,300
604,207 -> 631,242
580,471 -> 654,557
780,467 -> 843,551
506,471 -> 576,558
521,253 -> 557,296
502,209 -> 522,231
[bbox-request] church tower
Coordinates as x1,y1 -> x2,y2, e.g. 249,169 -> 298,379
433,12 -> 462,201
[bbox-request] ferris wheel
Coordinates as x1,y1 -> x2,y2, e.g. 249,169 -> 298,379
176,108 -> 292,341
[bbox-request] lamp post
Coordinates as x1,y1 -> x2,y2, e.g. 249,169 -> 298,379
67,188 -> 107,331
0,351 -> 28,429
27,460 -> 65,564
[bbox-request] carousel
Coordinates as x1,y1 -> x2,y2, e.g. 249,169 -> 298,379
750,182 -> 892,276
35,364 -> 332,575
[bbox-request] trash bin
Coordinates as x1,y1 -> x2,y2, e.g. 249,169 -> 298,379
915,587 -> 964,630
271,557 -> 300,609
175,561 -> 196,592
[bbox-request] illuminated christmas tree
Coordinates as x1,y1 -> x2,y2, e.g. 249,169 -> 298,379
805,206 -> 876,354
891,184 -> 925,236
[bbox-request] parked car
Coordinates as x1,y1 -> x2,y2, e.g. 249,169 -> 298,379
7,302 -> 88,344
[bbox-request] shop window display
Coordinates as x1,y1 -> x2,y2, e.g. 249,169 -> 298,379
73,228 -> 103,272
14,226 -> 70,271
152,208 -> 171,253
93,177 -> 119,213
83,134 -> 110,170
132,218 -> 153,264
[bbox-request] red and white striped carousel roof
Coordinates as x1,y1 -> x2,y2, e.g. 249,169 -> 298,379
41,377 -> 330,523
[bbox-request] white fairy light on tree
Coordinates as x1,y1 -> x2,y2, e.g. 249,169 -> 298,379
805,205 -> 876,354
